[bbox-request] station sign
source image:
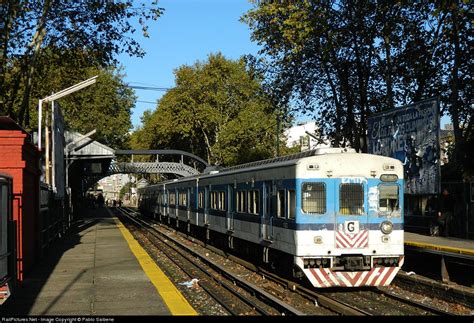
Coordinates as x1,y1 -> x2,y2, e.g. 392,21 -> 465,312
367,98 -> 440,195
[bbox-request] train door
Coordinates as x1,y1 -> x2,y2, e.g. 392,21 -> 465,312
187,187 -> 191,221
226,184 -> 234,231
334,178 -> 369,250
164,188 -> 169,216
161,187 -> 166,216
204,186 -> 209,225
261,181 -> 273,240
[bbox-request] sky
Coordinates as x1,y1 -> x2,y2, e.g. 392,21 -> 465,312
118,0 -> 260,129
118,0 -> 450,130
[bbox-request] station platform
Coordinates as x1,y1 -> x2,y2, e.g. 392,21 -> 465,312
405,232 -> 474,258
0,207 -> 197,316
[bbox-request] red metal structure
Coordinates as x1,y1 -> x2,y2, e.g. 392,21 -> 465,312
0,117 -> 40,282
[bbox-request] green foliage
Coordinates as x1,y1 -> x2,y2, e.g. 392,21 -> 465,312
0,1 -> 162,127
131,53 -> 279,166
5,47 -> 134,149
119,181 -> 133,200
243,0 -> 472,179
59,67 -> 134,149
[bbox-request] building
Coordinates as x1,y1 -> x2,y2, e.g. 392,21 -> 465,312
97,173 -> 131,202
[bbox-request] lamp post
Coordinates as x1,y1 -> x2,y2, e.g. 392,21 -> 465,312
37,75 -> 98,186
37,75 -> 98,151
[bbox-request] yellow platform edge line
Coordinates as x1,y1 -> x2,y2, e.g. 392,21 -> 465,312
405,241 -> 474,256
110,214 -> 197,316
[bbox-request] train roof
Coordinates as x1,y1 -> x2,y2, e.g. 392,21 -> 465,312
139,147 -> 371,190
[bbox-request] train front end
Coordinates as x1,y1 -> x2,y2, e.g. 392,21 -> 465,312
294,152 -> 404,288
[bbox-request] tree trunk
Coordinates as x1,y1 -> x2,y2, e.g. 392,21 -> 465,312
18,0 -> 51,126
449,6 -> 466,179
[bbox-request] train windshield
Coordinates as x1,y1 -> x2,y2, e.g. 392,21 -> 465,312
379,184 -> 399,213
339,183 -> 365,215
302,183 -> 326,214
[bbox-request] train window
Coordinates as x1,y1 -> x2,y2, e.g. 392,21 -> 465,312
379,184 -> 399,213
236,191 -> 246,213
246,190 -> 259,214
277,190 -> 285,218
302,183 -> 326,214
211,191 -> 225,210
236,192 -> 240,212
288,190 -> 296,219
243,191 -> 247,212
169,191 -> 176,206
254,190 -> 260,214
210,192 -> 217,209
178,191 -> 187,206
219,191 -> 226,210
198,192 -> 204,208
247,191 -> 253,214
339,183 -> 364,215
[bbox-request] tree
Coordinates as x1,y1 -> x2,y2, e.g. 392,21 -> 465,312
0,1 -> 162,127
58,67 -> 135,149
6,47 -> 135,149
242,0 -> 471,179
435,1 -> 472,180
119,181 -> 133,200
131,53 -> 279,166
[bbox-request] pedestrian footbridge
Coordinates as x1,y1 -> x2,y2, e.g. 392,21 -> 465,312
64,131 -> 208,194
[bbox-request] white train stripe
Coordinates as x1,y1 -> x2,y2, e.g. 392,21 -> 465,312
374,267 -> 389,286
325,268 -> 341,286
335,229 -> 368,248
335,272 -> 351,287
383,267 -> 399,286
307,265 -> 401,287
366,268 -> 380,286
313,269 -> 331,287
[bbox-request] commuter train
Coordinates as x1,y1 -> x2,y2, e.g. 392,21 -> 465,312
138,148 -> 404,288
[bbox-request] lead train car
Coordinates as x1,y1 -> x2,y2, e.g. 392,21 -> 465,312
138,148 -> 404,288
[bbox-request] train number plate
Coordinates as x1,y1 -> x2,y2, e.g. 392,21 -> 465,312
344,221 -> 360,234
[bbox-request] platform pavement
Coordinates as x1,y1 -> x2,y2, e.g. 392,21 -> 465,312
0,207 -> 196,316
405,232 -> 474,257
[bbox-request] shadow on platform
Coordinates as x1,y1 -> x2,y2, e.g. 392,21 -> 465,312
0,207 -> 111,315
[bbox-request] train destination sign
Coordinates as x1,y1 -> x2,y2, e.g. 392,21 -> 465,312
367,98 -> 440,195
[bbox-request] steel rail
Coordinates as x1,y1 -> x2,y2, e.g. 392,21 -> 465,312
124,207 -> 466,316
374,288 -> 456,316
119,207 -> 366,316
115,207 -> 287,315
115,207 -> 260,315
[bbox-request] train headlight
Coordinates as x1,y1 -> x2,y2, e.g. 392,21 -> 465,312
380,221 -> 393,234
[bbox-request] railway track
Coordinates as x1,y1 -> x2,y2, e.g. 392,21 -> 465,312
114,207 -> 314,315
115,207 -> 464,316
392,271 -> 474,309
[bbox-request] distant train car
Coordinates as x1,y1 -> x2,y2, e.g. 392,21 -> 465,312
138,148 -> 404,288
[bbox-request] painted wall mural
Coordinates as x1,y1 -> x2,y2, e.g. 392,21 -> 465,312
367,98 -> 440,195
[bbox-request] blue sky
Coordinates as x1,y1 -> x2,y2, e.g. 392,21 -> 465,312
119,0 -> 450,129
119,0 -> 260,129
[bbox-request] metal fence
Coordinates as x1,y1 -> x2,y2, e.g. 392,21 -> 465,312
40,184 -> 66,257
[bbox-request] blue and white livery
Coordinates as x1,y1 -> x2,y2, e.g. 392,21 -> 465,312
138,148 -> 404,287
